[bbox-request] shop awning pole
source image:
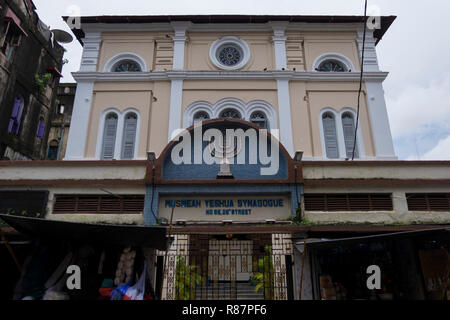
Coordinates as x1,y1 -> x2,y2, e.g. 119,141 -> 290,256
442,251 -> 449,300
299,239 -> 307,300
160,206 -> 176,300
1,235 -> 22,274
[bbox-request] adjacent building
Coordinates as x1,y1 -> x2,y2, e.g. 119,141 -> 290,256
46,83 -> 75,160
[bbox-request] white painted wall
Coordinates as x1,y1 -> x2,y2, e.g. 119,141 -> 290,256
276,79 -> 294,156
365,81 -> 397,159
64,81 -> 94,160
271,22 -> 288,70
168,79 -> 184,141
65,31 -> 102,160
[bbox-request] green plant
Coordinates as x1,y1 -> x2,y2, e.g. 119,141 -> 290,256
35,73 -> 52,94
253,245 -> 275,299
175,256 -> 203,300
291,219 -> 314,226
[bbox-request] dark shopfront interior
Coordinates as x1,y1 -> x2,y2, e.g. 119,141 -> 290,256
2,240 -> 157,301
0,214 -> 168,301
310,230 -> 449,300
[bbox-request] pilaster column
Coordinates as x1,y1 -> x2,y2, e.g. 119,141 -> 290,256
65,32 -> 101,160
365,81 -> 397,159
64,81 -> 94,160
171,22 -> 190,70
270,23 -> 294,156
168,78 -> 184,141
357,28 -> 379,72
79,32 -> 101,72
358,29 -> 396,159
276,78 -> 295,157
271,22 -> 288,70
167,23 -> 190,141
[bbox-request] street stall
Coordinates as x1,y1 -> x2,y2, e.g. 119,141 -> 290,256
296,228 -> 449,300
415,234 -> 449,300
0,214 -> 168,300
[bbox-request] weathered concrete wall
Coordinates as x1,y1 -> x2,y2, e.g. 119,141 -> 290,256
303,162 -> 450,225
0,162 -> 147,181
302,162 -> 450,180
0,0 -> 65,160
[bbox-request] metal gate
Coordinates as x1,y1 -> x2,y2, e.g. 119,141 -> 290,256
155,234 -> 294,300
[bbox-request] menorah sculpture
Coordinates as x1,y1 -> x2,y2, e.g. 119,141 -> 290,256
209,134 -> 243,179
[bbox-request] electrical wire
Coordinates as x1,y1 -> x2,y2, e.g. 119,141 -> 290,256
149,165 -> 159,223
352,0 -> 368,161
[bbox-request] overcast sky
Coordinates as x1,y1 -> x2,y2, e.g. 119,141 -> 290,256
32,0 -> 450,160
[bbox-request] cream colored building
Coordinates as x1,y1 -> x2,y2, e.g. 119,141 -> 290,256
1,15 -> 449,301
64,15 -> 396,162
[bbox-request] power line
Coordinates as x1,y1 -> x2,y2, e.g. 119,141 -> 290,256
352,0 -> 368,161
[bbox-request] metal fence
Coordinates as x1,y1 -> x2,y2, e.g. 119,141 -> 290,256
153,233 -> 294,300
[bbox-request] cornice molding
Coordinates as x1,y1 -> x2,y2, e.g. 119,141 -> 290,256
72,71 -> 389,82
80,22 -> 366,34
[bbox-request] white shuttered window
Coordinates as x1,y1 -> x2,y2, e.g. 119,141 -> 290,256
101,113 -> 118,160
121,113 -> 138,159
322,113 -> 339,159
342,112 -> 359,159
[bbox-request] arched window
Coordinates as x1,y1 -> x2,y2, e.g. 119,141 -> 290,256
250,111 -> 268,129
113,60 -> 142,72
342,112 -> 359,159
121,113 -> 138,160
317,60 -> 346,72
193,111 -> 210,124
101,113 -> 118,160
219,109 -> 242,119
217,44 -> 243,67
322,112 -> 339,159
210,37 -> 251,70
8,96 -> 24,135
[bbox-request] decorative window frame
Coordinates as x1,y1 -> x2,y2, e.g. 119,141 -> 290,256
103,52 -> 147,72
319,109 -> 339,159
184,101 -> 214,126
313,53 -> 355,72
193,110 -> 211,123
214,97 -> 247,119
183,98 -> 278,131
209,37 -> 251,71
96,108 -> 141,160
8,95 -> 25,135
318,107 -> 366,160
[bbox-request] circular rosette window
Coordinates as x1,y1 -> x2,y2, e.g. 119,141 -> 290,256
210,37 -> 251,70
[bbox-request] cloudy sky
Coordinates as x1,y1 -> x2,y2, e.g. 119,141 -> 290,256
33,0 -> 450,160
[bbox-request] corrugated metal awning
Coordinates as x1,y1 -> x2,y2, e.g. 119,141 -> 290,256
0,214 -> 168,250
4,8 -> 28,37
47,66 -> 63,77
294,227 -> 450,251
